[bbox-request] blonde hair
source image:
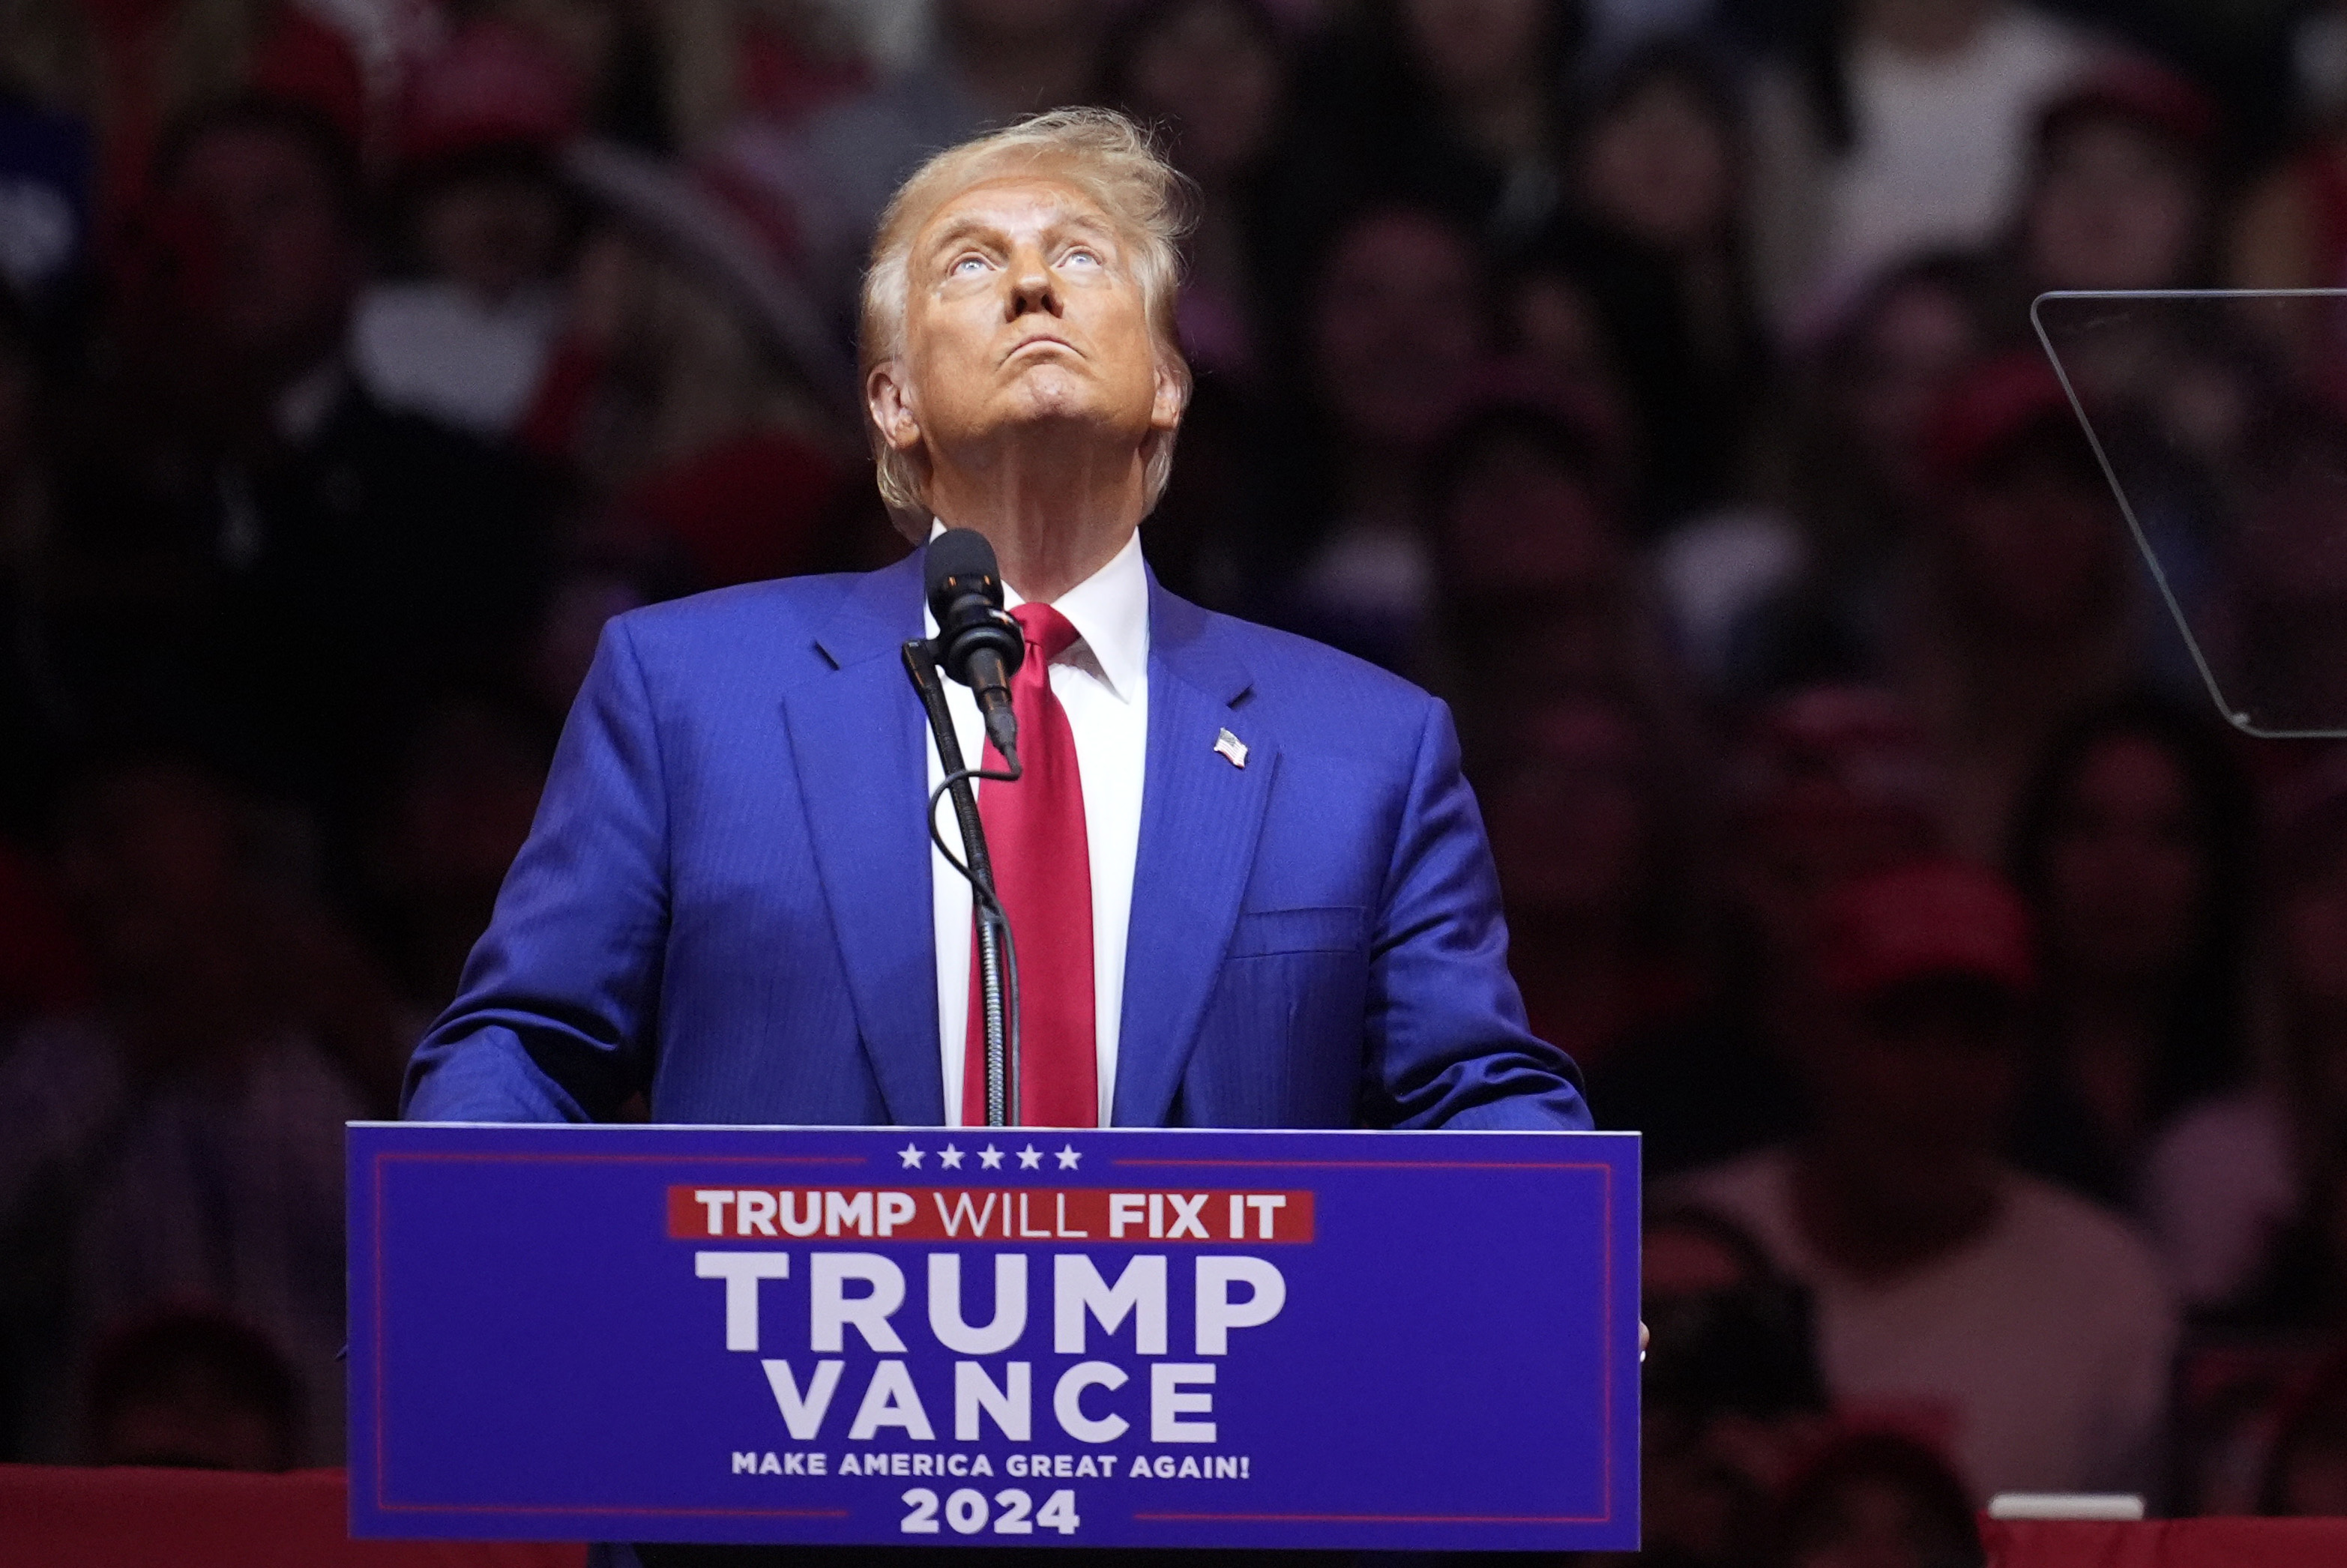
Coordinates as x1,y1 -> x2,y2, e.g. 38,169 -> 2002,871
859,108 -> 1195,533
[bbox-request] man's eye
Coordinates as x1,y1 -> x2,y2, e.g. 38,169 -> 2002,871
1064,249 -> 1101,268
950,256 -> 988,276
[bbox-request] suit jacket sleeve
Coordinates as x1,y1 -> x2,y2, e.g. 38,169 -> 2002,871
1361,696 -> 1593,1133
402,618 -> 670,1122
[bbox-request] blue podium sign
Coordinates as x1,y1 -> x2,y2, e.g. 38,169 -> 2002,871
349,1124 -> 1639,1552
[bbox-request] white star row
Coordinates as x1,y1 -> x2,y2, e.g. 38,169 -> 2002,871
897,1142 -> 1082,1172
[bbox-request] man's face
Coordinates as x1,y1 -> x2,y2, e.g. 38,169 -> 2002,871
1943,444 -> 2121,634
1401,0 -> 1550,99
1844,283 -> 1976,495
872,175 -> 1178,479
1808,975 -> 2021,1182
2044,734 -> 2205,984
417,169 -> 565,302
1581,76 -> 1733,253
1484,701 -> 1648,916
1311,210 -> 1485,450
2027,115 -> 2201,292
1737,785 -> 1935,961
1125,0 -> 1283,177
1439,435 -> 1621,695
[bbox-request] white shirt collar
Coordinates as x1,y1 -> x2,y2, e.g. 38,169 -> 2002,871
924,522 -> 1150,704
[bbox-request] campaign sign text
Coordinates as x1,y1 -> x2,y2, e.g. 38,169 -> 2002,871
347,1124 -> 1639,1551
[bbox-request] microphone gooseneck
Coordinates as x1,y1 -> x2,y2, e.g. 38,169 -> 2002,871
924,528 -> 1024,767
907,533 -> 1029,1127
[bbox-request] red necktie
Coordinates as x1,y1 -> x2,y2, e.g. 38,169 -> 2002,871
963,603 -> 1098,1128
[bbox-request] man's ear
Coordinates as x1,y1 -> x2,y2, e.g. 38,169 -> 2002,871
1149,359 -> 1187,434
867,363 -> 923,452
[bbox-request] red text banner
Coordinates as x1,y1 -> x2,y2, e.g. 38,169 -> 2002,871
666,1186 -> 1316,1244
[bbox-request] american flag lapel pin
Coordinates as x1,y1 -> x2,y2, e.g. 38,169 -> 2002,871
1214,728 -> 1248,769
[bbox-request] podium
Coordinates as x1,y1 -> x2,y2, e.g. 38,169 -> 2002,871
348,1122 -> 1639,1552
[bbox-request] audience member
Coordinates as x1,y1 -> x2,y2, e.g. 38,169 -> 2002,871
1501,259 -> 1634,441
1765,1432 -> 1984,1568
56,95 -> 551,809
1288,0 -> 1584,255
1674,858 -> 2179,1500
511,162 -> 851,546
1420,381 -> 1661,733
2143,753 -> 2347,1319
0,0 -> 393,239
1659,251 -> 1998,696
1098,0 -> 1294,384
2224,26 -> 2347,393
1640,1204 -> 1831,1568
2204,393 -> 2347,735
1483,696 -> 1710,1075
1533,37 -> 1770,533
82,1306 -> 302,1470
1744,0 -> 2099,330
2234,0 -> 2347,295
643,0 -> 874,151
360,697 -> 555,1022
477,0 -> 677,154
1281,203 -> 1494,665
2262,1347 -> 2347,1514
1594,685 -> 1944,1177
0,750 -> 388,1462
1096,0 -> 1298,611
2003,696 -> 2256,1210
1891,352 -> 2147,860
2013,59 -> 2217,295
352,19 -> 583,438
1729,312 -> 2128,780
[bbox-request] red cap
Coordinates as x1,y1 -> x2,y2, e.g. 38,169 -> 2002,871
249,10 -> 369,147
398,20 -> 579,169
1923,352 -> 2079,483
2037,56 -> 2220,156
1815,859 -> 2035,999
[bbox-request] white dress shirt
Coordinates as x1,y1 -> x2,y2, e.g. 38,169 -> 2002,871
926,527 -> 1150,1127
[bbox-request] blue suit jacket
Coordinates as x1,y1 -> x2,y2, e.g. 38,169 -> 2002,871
403,552 -> 1590,1132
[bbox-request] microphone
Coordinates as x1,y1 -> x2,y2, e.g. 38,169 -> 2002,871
924,528 -> 1024,765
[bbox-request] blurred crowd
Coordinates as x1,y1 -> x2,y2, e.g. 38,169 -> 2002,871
14,0 -> 2347,1562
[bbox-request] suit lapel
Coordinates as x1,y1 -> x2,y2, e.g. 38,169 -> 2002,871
782,552 -> 945,1124
1114,580 -> 1273,1127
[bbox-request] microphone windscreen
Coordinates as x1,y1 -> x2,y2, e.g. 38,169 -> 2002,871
924,528 -> 1001,611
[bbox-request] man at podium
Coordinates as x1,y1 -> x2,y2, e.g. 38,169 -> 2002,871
403,109 -> 1587,1145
